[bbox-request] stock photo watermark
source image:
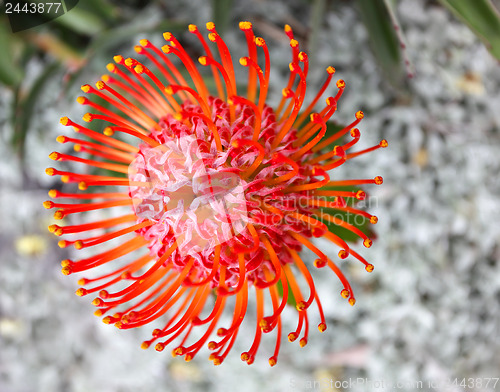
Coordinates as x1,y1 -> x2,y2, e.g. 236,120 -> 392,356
3,0 -> 79,32
289,376 -> 500,391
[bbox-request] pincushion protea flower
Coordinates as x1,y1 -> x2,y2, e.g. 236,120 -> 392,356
44,21 -> 386,366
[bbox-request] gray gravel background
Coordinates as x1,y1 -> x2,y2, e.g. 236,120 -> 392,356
1,0 -> 499,391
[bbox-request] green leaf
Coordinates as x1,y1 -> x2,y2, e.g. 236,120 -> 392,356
323,121 -> 347,147
12,63 -> 60,159
276,279 -> 297,308
212,0 -> 233,34
355,0 -> 406,89
308,0 -> 327,68
439,0 -> 500,60
0,21 -> 23,87
54,7 -> 106,35
317,185 -> 375,243
77,0 -> 118,23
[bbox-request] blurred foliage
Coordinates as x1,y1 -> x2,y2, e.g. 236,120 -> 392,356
439,0 -> 500,60
212,0 -> 234,34
355,0 -> 407,91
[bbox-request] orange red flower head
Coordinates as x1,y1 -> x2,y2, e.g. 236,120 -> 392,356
45,21 -> 386,366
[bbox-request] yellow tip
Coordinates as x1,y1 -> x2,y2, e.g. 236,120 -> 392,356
269,357 -> 277,367
78,182 -> 88,191
81,84 -> 91,93
370,216 -> 378,224
74,240 -> 84,250
298,51 -> 308,62
141,342 -> 150,349
349,298 -> 356,306
198,56 -> 208,66
134,45 -> 143,54
282,88 -> 292,98
113,55 -> 123,64
56,135 -> 66,143
96,80 -> 105,90
164,86 -> 174,95
49,152 -> 60,161
374,176 -> 383,185
239,57 -> 249,67
208,32 -> 217,42
61,266 -> 71,275
60,175 -> 70,183
163,32 -> 173,41
124,58 -> 134,67
76,96 -> 86,104
61,259 -> 71,267
134,64 -> 145,74
365,264 -> 374,272
73,144 -> 82,152
106,63 -> 117,72
92,298 -> 103,307
140,39 -> 149,46
75,288 -> 86,297
255,37 -> 265,47
188,24 -> 197,33
57,240 -> 67,248
45,167 -> 55,176
43,200 -> 53,209
239,21 -> 252,30
380,139 -> 388,148
48,224 -> 57,233
355,110 -> 364,120
318,322 -> 327,332
213,358 -> 222,366
284,24 -> 292,33
336,79 -> 346,89
161,45 -> 171,53
340,289 -> 349,299
206,22 -> 215,31
290,39 -> 299,48
326,97 -> 337,107
326,66 -> 336,75
59,116 -> 69,126
356,190 -> 366,200
103,127 -> 114,136
363,238 -> 372,248
82,113 -> 92,122
101,74 -> 110,83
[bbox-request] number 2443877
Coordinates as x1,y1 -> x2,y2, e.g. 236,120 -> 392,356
5,3 -> 62,14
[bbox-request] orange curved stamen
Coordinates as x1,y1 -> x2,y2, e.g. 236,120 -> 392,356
284,167 -> 329,193
59,117 -> 138,153
74,221 -> 153,249
188,24 -> 225,100
288,249 -> 316,310
295,66 -> 336,129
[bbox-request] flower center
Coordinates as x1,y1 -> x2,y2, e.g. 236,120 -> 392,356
128,96 -> 308,287
129,132 -> 249,258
